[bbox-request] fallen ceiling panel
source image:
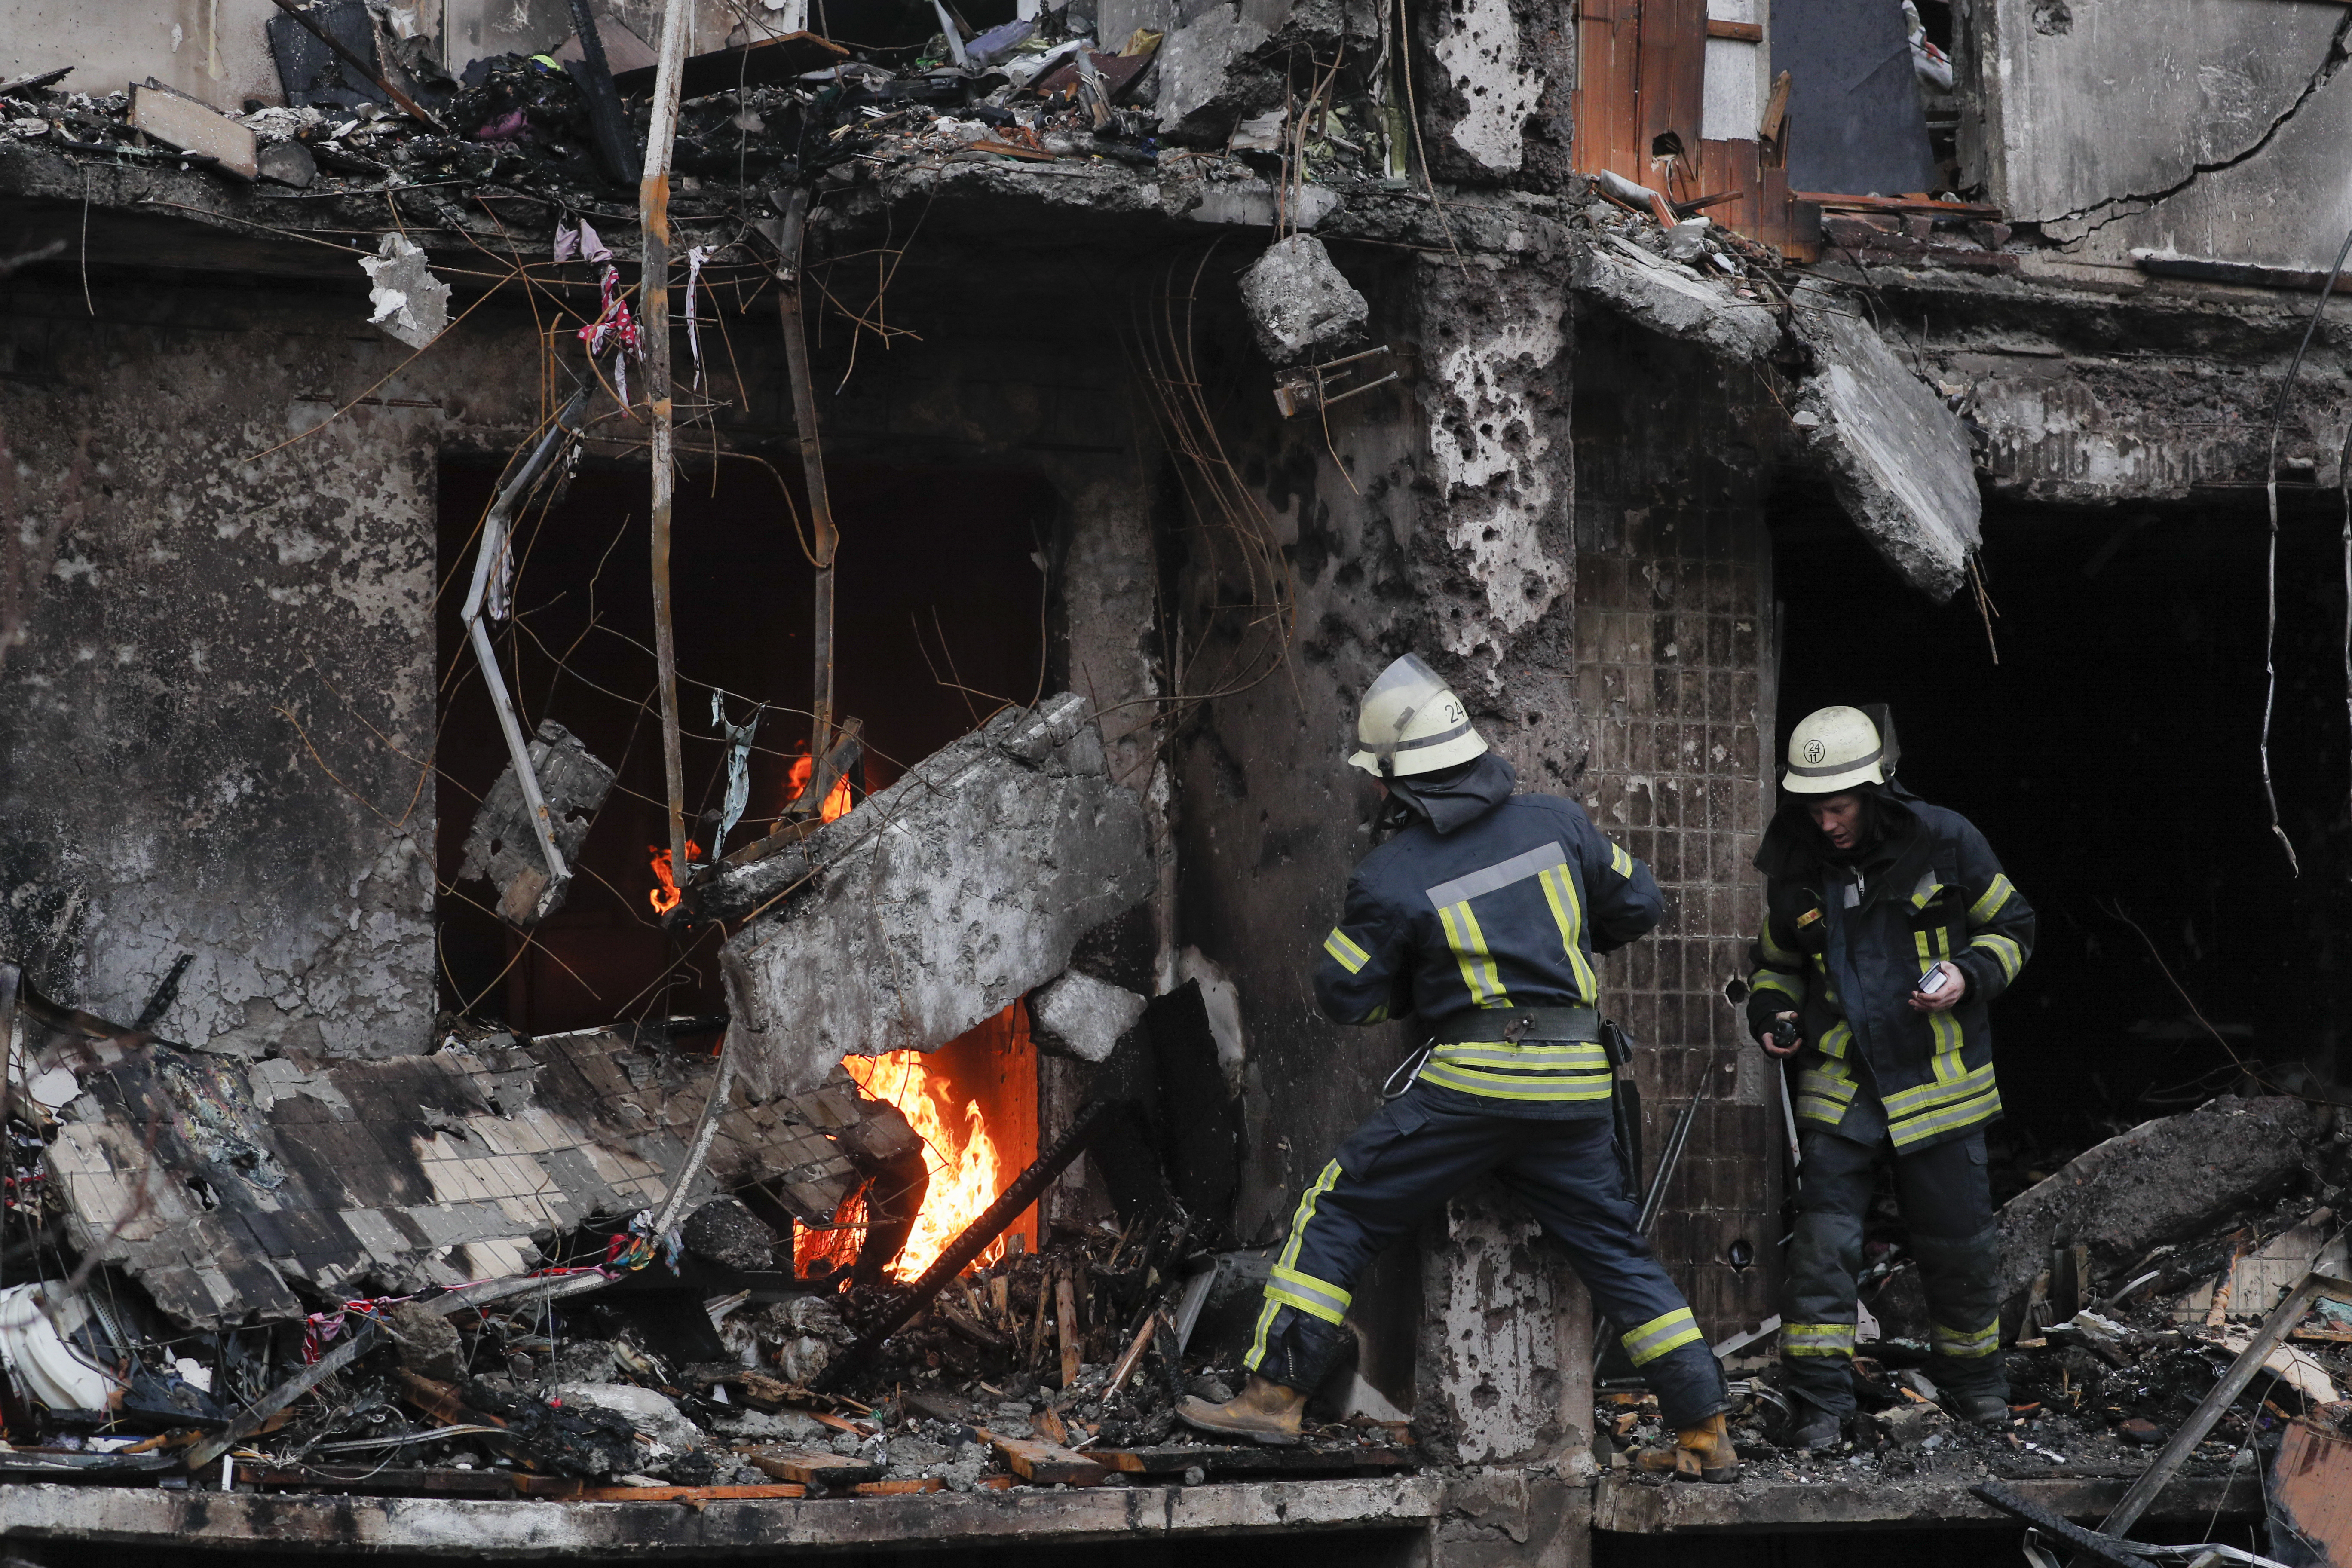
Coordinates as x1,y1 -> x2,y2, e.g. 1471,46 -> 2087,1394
36,1021 -> 918,1328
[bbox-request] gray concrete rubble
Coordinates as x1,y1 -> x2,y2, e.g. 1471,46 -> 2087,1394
1994,1093 -> 2330,1334
1786,278 -> 1985,601
720,693 -> 1154,1099
1238,234 -> 1369,365
1028,969 -> 1150,1063
30,1017 -> 917,1327
1570,234 -> 1783,363
457,720 -> 616,926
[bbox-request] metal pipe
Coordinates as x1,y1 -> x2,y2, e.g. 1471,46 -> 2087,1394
458,395 -> 589,888
771,187 -> 839,764
641,0 -> 691,885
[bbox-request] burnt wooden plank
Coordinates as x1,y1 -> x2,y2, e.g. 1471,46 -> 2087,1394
1699,138 -> 1761,242
854,1477 -> 946,1495
1638,0 -> 1708,191
979,1427 -> 1109,1487
1574,0 -> 1644,181
739,1446 -> 887,1486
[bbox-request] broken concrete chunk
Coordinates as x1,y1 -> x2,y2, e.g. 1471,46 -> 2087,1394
1785,278 -> 1983,601
1571,235 -> 1782,363
256,139 -> 318,189
1154,4 -> 1274,138
1238,234 -> 1369,366
360,231 -> 452,350
719,695 -> 1153,1099
1995,1094 -> 2329,1338
127,82 -> 259,180
384,1300 -> 464,1382
682,1195 -> 779,1272
459,720 -> 614,927
566,1383 -> 706,1456
1029,971 -> 1149,1063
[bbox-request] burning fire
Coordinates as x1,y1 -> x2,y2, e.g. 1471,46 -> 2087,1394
787,752 -> 854,824
842,1050 -> 1007,1282
647,838 -> 702,916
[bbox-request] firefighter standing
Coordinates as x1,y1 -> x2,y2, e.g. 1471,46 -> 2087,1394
1178,654 -> 1738,1481
1747,705 -> 2034,1448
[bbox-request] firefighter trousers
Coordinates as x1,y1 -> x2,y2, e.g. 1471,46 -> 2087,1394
1781,1126 -> 2006,1415
1244,1084 -> 1732,1429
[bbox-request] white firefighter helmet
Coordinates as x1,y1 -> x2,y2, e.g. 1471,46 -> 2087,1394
1348,654 -> 1489,778
1782,705 -> 1888,795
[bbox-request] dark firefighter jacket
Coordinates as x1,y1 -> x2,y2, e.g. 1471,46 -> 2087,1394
1745,783 -> 2034,1153
1314,755 -> 1664,1115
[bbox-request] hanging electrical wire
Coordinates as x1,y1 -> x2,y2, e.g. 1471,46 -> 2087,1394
2257,217 -> 2352,877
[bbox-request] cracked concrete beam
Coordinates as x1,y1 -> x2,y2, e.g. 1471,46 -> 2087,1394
1979,0 -> 2352,271
1571,235 -> 1784,362
1786,280 -> 1982,601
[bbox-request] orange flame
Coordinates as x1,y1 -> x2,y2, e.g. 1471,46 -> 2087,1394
787,753 -> 854,824
647,838 -> 702,915
842,1050 -> 1006,1282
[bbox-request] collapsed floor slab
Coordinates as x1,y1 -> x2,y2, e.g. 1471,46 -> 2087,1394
718,693 -> 1154,1099
37,1020 -> 919,1326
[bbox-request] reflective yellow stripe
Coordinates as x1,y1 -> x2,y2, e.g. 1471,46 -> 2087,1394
1795,1096 -> 1849,1124
1621,1307 -> 1702,1366
1418,1061 -> 1615,1101
1968,875 -> 2015,926
1818,1021 -> 1853,1060
1609,843 -> 1634,879
1782,1321 -> 1855,1357
1910,878 -> 1946,911
1534,864 -> 1599,999
1972,933 -> 2024,982
1932,1320 -> 2000,1359
1268,1264 -> 1351,1325
1880,1060 -> 1995,1117
1249,1161 -> 1345,1372
1363,1003 -> 1389,1024
1887,1086 -> 2003,1150
1323,928 -> 1371,974
1433,1041 -> 1609,1068
1914,929 -> 1966,1061
1797,1068 -> 1856,1105
1437,901 -> 1510,1006
1751,968 -> 1803,1001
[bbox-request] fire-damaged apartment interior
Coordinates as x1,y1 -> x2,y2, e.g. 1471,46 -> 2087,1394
2,0 -> 2352,1562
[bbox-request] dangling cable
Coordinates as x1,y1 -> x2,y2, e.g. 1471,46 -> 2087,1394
2258,217 -> 2352,877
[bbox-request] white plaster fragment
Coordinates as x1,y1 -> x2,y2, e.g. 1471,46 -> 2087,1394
1433,0 -> 1544,172
1428,313 -> 1569,661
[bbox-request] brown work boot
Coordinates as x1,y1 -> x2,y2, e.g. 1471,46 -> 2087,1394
1175,1375 -> 1307,1447
1633,1412 -> 1740,1483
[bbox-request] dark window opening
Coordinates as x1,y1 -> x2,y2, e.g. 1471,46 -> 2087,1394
1772,488 -> 2351,1185
434,459 -> 1052,1035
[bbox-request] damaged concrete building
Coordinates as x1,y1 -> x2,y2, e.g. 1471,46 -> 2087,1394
1,0 -> 2351,1562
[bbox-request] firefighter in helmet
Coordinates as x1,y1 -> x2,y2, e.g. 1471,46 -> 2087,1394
1177,654 -> 1739,1481
1748,705 -> 2034,1448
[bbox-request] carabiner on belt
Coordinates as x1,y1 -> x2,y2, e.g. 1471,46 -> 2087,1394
1381,1039 -> 1434,1100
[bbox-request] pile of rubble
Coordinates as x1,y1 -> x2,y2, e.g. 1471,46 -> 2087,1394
1598,1091 -> 2352,1553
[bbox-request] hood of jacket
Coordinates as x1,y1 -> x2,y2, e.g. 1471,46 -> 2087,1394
1752,778 -> 1924,880
1387,751 -> 1518,835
